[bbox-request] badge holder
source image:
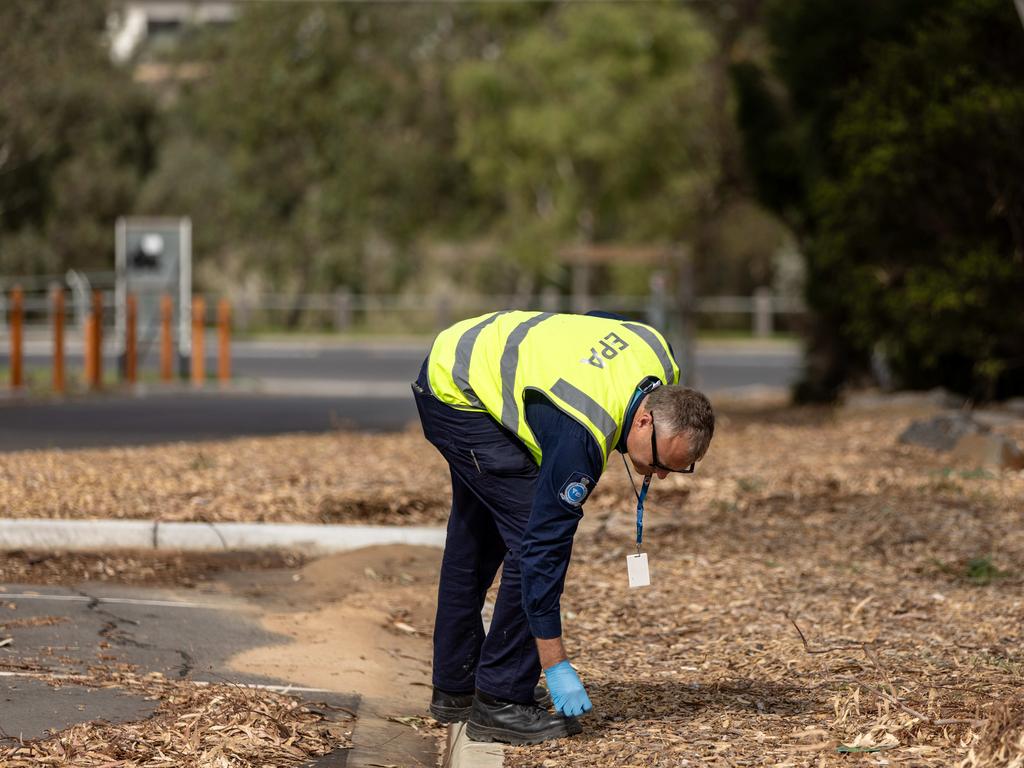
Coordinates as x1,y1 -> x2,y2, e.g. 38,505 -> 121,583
625,472 -> 652,588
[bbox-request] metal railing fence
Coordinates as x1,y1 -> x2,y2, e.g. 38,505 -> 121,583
2,282 -> 805,339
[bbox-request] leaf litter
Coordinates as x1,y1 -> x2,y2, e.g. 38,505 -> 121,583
0,666 -> 353,767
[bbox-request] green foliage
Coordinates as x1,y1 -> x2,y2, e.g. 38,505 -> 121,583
0,0 -> 157,276
150,4 -> 546,297
736,0 -> 1024,399
964,556 -> 1007,586
451,4 -> 717,289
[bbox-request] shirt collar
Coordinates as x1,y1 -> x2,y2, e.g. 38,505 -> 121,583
616,377 -> 659,453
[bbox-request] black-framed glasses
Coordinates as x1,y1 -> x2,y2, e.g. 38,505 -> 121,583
650,413 -> 696,474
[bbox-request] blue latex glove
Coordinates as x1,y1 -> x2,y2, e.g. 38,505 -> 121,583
543,660 -> 593,717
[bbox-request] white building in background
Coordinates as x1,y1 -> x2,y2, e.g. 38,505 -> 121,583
107,1 -> 239,63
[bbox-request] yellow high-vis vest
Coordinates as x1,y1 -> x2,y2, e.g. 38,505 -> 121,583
425,311 -> 680,468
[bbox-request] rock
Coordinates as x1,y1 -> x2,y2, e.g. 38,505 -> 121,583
899,412 -> 985,452
949,433 -> 1024,471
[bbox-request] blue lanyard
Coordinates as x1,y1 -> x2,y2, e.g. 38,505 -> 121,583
635,474 -> 651,553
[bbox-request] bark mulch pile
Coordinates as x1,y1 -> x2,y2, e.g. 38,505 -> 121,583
506,403 -> 1024,767
0,665 -> 352,767
0,429 -> 449,525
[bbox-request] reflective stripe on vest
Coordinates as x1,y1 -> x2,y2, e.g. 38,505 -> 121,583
500,312 -> 555,434
549,377 -> 618,459
622,322 -> 675,386
453,310 -> 510,407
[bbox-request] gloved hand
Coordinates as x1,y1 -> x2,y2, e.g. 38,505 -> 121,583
543,659 -> 593,717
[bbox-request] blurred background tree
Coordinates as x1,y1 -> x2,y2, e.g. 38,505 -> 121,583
451,2 -> 717,295
0,0 -> 157,276
4,0 -> 1021,398
734,0 -> 1024,399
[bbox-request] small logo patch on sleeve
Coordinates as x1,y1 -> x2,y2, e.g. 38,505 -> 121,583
559,473 -> 595,508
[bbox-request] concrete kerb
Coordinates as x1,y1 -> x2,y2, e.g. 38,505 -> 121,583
0,519 -> 446,554
446,721 -> 504,768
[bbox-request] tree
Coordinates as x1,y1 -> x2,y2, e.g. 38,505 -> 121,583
152,3 -> 546,306
450,3 -> 717,294
734,0 -> 1024,399
0,0 -> 157,276
815,0 -> 1024,398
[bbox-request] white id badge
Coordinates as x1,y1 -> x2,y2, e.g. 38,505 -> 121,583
626,553 -> 651,588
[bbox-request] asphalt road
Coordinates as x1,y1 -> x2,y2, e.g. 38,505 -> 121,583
0,579 -> 357,762
0,338 -> 800,451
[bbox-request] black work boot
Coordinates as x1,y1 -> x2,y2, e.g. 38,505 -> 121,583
429,688 -> 474,723
466,691 -> 582,745
430,685 -> 553,724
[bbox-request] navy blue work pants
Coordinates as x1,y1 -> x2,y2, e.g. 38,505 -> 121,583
413,377 -> 542,703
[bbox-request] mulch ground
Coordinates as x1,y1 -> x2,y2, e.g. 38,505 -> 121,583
506,401 -> 1024,767
0,429 -> 450,525
2,396 -> 1023,765
0,664 -> 354,767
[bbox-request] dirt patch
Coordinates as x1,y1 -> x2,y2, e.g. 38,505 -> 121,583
227,544 -> 444,766
229,544 -> 440,700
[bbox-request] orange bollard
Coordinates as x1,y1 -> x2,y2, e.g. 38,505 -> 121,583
10,286 -> 23,390
191,296 -> 205,386
125,294 -> 138,385
160,293 -> 173,382
90,291 -> 103,389
84,313 -> 96,388
52,288 -> 65,394
217,298 -> 231,384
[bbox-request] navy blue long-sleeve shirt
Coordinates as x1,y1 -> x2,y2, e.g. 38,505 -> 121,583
519,392 -> 605,638
520,385 -> 647,638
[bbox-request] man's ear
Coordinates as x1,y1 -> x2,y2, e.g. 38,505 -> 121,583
634,406 -> 652,428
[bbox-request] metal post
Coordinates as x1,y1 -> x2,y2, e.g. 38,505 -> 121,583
52,288 -> 65,394
84,314 -> 97,389
571,264 -> 591,315
647,270 -> 667,331
160,293 -> 173,382
540,286 -> 560,314
218,298 -> 231,383
191,296 -> 205,386
125,294 -> 138,384
65,270 -> 91,330
10,287 -> 23,390
753,286 -> 773,338
333,288 -> 352,332
674,246 -> 697,387
435,293 -> 452,331
91,290 -> 103,389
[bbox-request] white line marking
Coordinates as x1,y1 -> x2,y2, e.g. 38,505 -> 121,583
0,594 -> 224,609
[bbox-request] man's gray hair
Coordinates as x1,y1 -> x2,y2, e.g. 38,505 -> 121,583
646,385 -> 715,461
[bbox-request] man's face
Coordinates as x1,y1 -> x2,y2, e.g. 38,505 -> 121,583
625,405 -> 695,480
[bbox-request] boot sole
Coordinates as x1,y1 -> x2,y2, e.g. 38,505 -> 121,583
429,703 -> 472,723
466,718 -> 580,746
430,689 -> 551,724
